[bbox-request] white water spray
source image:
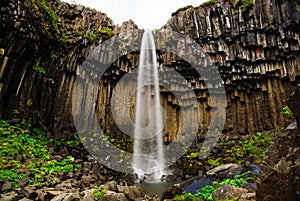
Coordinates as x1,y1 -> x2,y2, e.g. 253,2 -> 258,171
133,30 -> 165,182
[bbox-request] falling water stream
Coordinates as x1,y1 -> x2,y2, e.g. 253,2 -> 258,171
133,30 -> 166,182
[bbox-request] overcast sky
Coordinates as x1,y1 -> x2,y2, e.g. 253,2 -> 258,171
62,0 -> 206,29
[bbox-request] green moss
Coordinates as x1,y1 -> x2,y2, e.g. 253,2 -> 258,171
234,0 -> 254,12
194,0 -> 254,13
29,0 -> 60,39
181,131 -> 274,175
198,0 -> 218,8
93,185 -> 107,200
99,27 -> 114,40
32,65 -> 46,75
0,118 -> 81,192
171,5 -> 194,16
174,172 -> 251,201
207,158 -> 221,167
27,0 -> 115,43
282,105 -> 294,119
219,131 -> 274,164
76,27 -> 114,42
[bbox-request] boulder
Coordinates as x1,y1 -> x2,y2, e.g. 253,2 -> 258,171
117,185 -> 143,200
239,192 -> 256,201
212,184 -> 248,201
81,189 -> 94,201
161,184 -> 184,200
104,181 -> 118,192
99,192 -> 127,201
0,192 -> 21,201
81,175 -> 97,188
16,178 -> 29,187
206,163 -> 244,179
50,193 -> 68,201
18,198 -> 33,201
21,186 -> 38,200
63,192 -> 81,201
1,181 -> 12,192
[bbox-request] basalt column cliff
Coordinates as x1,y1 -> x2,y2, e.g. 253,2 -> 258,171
0,0 -> 300,140
87,0 -> 300,141
161,0 -> 300,138
0,0 -> 115,137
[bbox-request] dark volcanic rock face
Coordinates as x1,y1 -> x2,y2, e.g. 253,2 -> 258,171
1,0 -> 300,138
161,0 -> 300,135
256,89 -> 300,201
0,0 -> 300,200
0,0 -> 115,136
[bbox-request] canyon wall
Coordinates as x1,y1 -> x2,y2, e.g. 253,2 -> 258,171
86,0 -> 300,141
1,0 -> 300,141
160,0 -> 300,137
0,0 -> 115,137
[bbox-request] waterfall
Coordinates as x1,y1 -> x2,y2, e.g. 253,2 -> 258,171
133,30 -> 165,182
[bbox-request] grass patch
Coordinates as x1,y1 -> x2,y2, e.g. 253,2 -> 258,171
93,185 -> 107,200
171,5 -> 194,16
234,0 -> 254,12
198,0 -> 218,8
29,0 -> 60,39
181,131 -> 274,175
282,105 -> 294,119
219,131 -> 274,164
0,117 -> 81,192
174,172 -> 251,201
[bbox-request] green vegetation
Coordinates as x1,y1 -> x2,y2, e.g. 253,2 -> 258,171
171,0 -> 218,15
93,185 -> 107,200
32,65 -> 46,75
171,5 -> 194,16
28,156 -> 81,185
51,51 -> 58,60
29,0 -> 59,39
174,172 -> 250,201
173,192 -> 198,201
33,65 -> 54,83
282,105 -> 294,119
207,158 -> 221,167
198,0 -> 218,8
234,0 -> 254,12
26,99 -> 33,107
27,0 -> 114,43
0,117 -> 81,193
171,0 -> 254,18
181,131 -> 274,174
186,152 -> 199,159
102,131 -> 134,152
219,131 -> 273,164
48,78 -> 55,85
76,26 -> 114,42
99,27 -> 114,37
32,65 -> 56,84
66,133 -> 81,147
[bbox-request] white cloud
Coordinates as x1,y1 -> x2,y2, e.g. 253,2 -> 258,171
62,0 -> 206,29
